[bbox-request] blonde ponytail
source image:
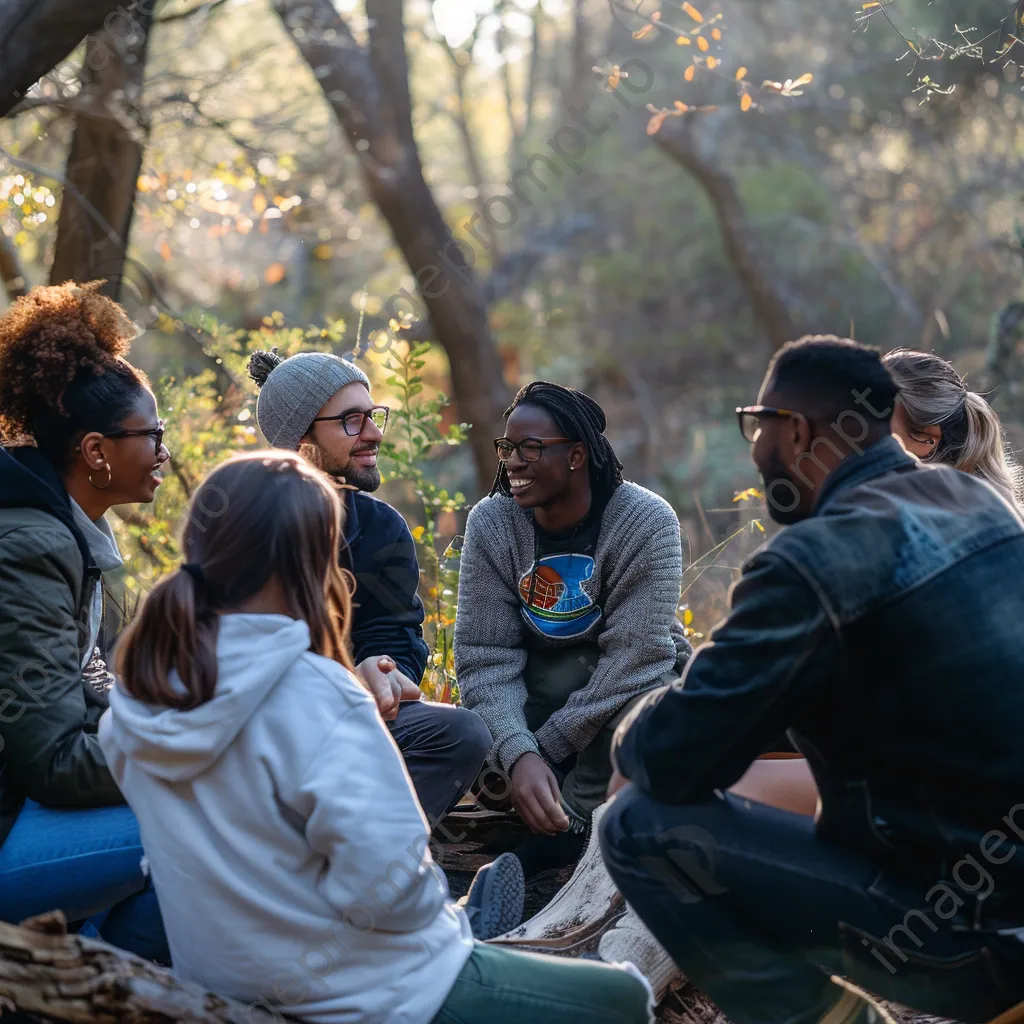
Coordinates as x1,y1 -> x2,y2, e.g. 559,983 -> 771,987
959,391 -> 1022,507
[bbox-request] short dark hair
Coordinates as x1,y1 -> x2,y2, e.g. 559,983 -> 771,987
765,335 -> 898,433
490,381 -> 624,500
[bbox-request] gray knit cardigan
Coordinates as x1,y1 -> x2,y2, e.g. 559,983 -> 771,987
454,482 -> 692,772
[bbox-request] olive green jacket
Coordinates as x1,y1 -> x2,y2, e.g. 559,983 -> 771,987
0,455 -> 123,849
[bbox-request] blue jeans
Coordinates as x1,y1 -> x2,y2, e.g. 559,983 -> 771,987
601,787 -> 1024,1024
0,799 -> 169,963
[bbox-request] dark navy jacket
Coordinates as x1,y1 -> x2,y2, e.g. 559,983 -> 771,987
615,437 -> 1024,882
341,490 -> 429,683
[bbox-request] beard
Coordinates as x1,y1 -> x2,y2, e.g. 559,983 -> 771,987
758,449 -> 806,525
300,442 -> 381,492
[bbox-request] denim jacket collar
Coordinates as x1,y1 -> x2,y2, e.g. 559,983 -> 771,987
813,435 -> 915,516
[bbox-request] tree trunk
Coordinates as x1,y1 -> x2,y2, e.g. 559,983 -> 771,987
0,0 -> 130,118
0,913 -> 293,1023
273,0 -> 510,492
654,117 -> 798,350
49,10 -> 153,299
565,0 -> 591,115
0,231 -> 28,301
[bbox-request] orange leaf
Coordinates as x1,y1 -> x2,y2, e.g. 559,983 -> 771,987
252,194 -> 267,214
684,63 -> 696,81
741,93 -> 753,111
159,241 -> 171,261
607,71 -> 621,89
735,66 -> 747,80
791,72 -> 814,87
697,35 -> 709,51
706,55 -> 718,69
646,111 -> 667,135
676,34 -> 691,44
632,23 -> 654,39
712,27 -> 722,40
674,100 -> 689,111
682,2 -> 704,23
264,262 -> 287,285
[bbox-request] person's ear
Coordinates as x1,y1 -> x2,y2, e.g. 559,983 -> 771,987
568,442 -> 586,473
77,431 -> 108,472
777,413 -> 811,461
922,424 -> 942,451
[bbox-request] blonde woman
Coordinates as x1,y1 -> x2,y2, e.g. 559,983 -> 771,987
885,348 -> 1022,506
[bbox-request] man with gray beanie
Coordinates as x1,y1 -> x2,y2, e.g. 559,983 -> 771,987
247,348 -> 491,822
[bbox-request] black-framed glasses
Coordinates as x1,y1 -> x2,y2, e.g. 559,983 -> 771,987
104,420 -> 166,456
736,406 -> 796,443
312,405 -> 390,437
494,436 -> 572,463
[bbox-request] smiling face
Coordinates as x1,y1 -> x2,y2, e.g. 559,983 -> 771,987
499,404 -> 586,510
77,388 -> 170,505
304,382 -> 384,492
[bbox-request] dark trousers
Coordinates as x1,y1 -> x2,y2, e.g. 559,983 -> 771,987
387,699 -> 492,823
600,787 -> 1024,1024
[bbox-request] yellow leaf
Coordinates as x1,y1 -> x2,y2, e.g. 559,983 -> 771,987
676,34 -> 691,45
252,194 -> 267,214
263,262 -> 287,285
741,92 -> 753,111
712,27 -> 721,40
412,525 -> 425,541
632,23 -> 654,39
697,34 -> 709,51
753,519 -> 765,533
736,66 -> 747,80
646,111 -> 667,135
862,1 -> 880,7
313,243 -> 333,260
706,55 -> 718,69
607,71 -> 621,89
683,608 -> 693,626
159,241 -> 172,261
791,72 -> 814,87
682,2 -> 704,23
684,63 -> 696,81
674,100 -> 689,111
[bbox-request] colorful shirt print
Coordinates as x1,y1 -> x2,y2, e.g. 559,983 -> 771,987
519,552 -> 603,639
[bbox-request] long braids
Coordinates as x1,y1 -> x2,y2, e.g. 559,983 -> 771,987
490,381 -> 624,499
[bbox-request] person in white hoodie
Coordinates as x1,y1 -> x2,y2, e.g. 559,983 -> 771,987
100,450 -> 652,1024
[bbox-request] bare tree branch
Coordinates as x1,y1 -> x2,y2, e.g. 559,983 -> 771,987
0,232 -> 28,301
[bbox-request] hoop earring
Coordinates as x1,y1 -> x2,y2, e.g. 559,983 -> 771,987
89,464 -> 112,490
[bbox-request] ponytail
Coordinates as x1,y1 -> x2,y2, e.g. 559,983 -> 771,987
116,567 -> 220,709
959,391 -> 1023,508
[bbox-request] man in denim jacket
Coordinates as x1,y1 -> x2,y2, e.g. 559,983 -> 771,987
601,336 -> 1024,1024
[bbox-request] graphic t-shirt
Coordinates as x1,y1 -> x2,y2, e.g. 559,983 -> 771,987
519,495 -> 609,641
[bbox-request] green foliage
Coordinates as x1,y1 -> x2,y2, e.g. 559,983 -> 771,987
378,341 -> 470,704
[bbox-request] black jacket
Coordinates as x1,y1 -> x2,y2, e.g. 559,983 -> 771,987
615,437 -> 1024,883
0,447 -> 123,849
341,490 -> 429,683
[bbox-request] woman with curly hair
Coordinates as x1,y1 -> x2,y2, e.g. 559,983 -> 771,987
0,282 -> 170,959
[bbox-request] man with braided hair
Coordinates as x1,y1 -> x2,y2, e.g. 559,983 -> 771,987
454,381 -> 691,938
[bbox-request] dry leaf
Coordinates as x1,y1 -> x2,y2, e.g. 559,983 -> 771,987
741,93 -> 753,111
862,1 -> 881,8
712,27 -> 722,40
697,35 -> 709,51
647,111 -> 667,134
159,241 -> 172,261
632,23 -> 654,39
264,263 -> 287,285
652,10 -> 661,19
736,66 -> 747,80
674,100 -> 689,111
676,35 -> 691,44
791,72 -> 814,87
608,71 -> 621,89
682,2 -> 704,23
684,63 -> 696,81
706,55 -> 718,69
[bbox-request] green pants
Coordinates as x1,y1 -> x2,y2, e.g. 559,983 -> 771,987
524,643 -> 671,818
430,941 -> 651,1024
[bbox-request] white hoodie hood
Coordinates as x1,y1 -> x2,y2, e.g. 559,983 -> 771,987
106,614 -> 311,782
100,612 -> 472,1024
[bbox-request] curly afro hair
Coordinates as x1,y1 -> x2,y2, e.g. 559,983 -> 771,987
0,281 -> 150,467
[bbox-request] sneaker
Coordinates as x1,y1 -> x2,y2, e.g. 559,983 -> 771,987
461,852 -> 526,940
488,800 -> 622,950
